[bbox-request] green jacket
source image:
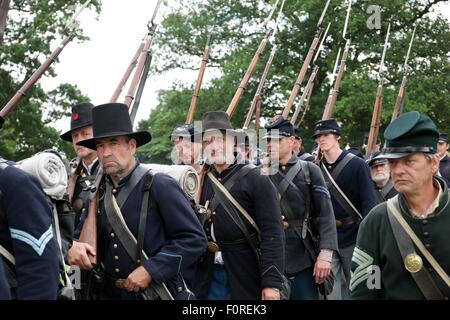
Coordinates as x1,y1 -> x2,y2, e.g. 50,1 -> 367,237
351,177 -> 450,299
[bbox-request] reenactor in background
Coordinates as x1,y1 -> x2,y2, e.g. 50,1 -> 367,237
437,133 -> 450,186
193,111 -> 285,300
0,140 -> 59,299
313,119 -> 376,300
60,102 -> 100,229
264,117 -> 338,300
293,126 -> 314,162
68,103 -> 206,300
362,133 -> 381,155
351,111 -> 450,299
366,151 -> 397,204
169,124 -> 202,172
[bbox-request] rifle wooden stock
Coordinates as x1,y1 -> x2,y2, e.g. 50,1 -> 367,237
194,164 -> 207,205
254,96 -> 262,137
243,43 -> 277,129
78,191 -> 99,265
391,74 -> 408,122
0,34 -> 74,118
186,35 -> 211,124
322,41 -> 350,120
226,30 -> 271,117
282,31 -> 321,119
366,83 -> 383,155
291,65 -> 319,124
124,35 -> 154,108
110,42 -> 144,103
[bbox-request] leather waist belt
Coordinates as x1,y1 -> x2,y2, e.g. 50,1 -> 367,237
283,219 -> 302,230
208,234 -> 258,252
336,216 -> 360,228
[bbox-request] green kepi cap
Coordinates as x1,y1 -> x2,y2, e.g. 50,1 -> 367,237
381,111 -> 439,159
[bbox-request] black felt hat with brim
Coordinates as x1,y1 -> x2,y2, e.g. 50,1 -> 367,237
381,111 -> 439,159
202,111 -> 234,133
76,103 -> 151,150
60,102 -> 95,142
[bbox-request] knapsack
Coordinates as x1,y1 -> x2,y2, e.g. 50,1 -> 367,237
0,151 -> 76,299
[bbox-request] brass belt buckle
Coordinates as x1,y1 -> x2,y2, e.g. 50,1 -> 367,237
207,241 -> 219,253
335,219 -> 343,228
115,279 -> 126,289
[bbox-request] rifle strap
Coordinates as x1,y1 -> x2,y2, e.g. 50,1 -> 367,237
103,172 -> 173,300
387,196 -> 450,298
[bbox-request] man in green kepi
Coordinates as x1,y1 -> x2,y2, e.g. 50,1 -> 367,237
350,111 -> 450,300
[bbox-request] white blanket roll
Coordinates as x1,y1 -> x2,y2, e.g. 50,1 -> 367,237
16,152 -> 68,200
141,164 -> 199,199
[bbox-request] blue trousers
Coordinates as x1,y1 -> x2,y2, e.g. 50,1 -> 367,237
207,265 -> 231,300
289,267 -> 319,300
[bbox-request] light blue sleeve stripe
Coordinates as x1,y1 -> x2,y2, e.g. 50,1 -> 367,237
313,185 -> 331,198
10,225 -> 53,256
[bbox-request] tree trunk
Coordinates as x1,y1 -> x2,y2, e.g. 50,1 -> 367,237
0,0 -> 10,44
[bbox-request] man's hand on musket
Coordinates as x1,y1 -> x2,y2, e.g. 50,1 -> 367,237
124,266 -> 152,292
67,241 -> 96,270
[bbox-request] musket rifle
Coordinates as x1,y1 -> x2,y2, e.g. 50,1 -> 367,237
110,43 -> 145,103
0,0 -> 92,119
225,0 -> 282,117
366,23 -> 390,155
321,0 -> 352,120
124,0 -> 162,109
281,0 -> 331,118
186,33 -> 213,124
242,0 -> 286,130
391,25 -> 416,122
290,22 -> 331,124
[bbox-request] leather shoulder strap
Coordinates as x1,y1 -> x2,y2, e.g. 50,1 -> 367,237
299,152 -> 313,161
210,164 -> 255,211
381,180 -> 395,199
331,152 -> 355,180
276,160 -> 302,199
207,171 -> 260,235
321,162 -> 363,220
115,164 -> 149,207
387,196 -> 447,299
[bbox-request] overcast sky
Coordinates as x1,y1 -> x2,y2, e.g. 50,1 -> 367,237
42,0 -> 450,134
42,0 -> 204,133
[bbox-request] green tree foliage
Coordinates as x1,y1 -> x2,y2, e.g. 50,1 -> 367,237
0,0 -> 100,161
140,0 -> 449,161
